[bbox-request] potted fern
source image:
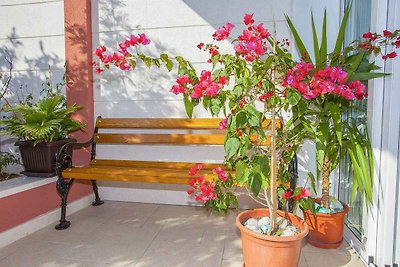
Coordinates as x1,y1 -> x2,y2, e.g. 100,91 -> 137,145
1,95 -> 84,177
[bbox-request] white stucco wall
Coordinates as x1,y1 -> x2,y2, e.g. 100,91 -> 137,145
0,0 -> 66,173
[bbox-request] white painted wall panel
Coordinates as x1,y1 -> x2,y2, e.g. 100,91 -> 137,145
0,1 -> 64,39
0,36 -> 65,71
94,0 -> 291,33
0,0 -> 66,174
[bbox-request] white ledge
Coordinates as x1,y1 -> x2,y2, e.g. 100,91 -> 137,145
0,176 -> 57,199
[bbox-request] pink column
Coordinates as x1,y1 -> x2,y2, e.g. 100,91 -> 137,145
64,0 -> 94,165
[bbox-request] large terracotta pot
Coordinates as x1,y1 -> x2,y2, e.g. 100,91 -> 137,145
302,198 -> 349,249
236,209 -> 309,267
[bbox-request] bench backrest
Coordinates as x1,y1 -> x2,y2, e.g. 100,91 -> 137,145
93,117 -> 280,146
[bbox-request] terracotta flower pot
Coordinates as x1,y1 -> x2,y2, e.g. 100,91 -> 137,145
236,208 -> 309,267
302,198 -> 349,249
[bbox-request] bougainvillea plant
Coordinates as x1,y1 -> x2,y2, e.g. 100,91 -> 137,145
284,4 -> 400,210
92,14 -> 313,235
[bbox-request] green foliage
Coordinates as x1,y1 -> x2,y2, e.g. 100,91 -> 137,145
1,96 -> 84,144
0,152 -> 19,174
285,3 -> 380,209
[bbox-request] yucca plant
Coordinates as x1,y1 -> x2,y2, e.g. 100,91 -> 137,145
284,3 -> 399,210
1,96 -> 84,144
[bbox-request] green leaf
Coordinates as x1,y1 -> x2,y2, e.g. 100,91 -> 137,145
307,171 -> 317,195
160,53 -> 168,61
202,96 -> 211,111
248,172 -> 262,197
183,95 -> 193,118
236,161 -> 250,185
311,13 -> 320,66
320,10 -> 327,67
129,60 -> 136,70
210,98 -> 222,115
348,72 -> 388,81
287,89 -> 302,106
152,58 -> 161,68
333,3 -> 351,63
225,137 -> 240,160
165,59 -> 174,71
345,52 -> 365,82
235,112 -> 248,128
143,57 -> 152,68
285,15 -> 312,63
328,103 -> 342,146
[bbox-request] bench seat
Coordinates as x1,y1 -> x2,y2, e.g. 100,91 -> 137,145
62,159 -> 219,183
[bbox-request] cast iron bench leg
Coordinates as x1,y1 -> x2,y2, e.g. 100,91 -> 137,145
91,180 -> 104,206
55,178 -> 74,230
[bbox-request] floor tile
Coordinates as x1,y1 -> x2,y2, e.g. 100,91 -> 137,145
220,260 -> 244,267
135,240 -> 224,267
0,202 -> 367,267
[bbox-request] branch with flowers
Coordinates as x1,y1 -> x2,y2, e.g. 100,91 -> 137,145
92,13 -> 313,235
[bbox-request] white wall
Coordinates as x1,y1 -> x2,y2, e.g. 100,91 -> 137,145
0,0 -> 66,173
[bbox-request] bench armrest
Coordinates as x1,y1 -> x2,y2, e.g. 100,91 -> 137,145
55,139 -> 94,176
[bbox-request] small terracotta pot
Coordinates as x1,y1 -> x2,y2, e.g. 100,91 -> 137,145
236,209 -> 309,267
302,198 -> 349,249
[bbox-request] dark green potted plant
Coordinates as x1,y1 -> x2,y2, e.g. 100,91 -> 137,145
1,95 -> 84,177
283,5 -> 400,248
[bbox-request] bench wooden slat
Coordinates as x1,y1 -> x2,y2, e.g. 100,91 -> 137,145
95,118 -> 281,129
90,159 -> 223,170
96,118 -> 222,129
62,166 -> 214,184
93,133 -> 226,145
93,134 -> 271,145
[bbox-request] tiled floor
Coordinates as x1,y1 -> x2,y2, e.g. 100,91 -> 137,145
0,201 -> 365,267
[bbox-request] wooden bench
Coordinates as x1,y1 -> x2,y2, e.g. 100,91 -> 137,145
54,117 -> 296,230
54,117 -> 230,229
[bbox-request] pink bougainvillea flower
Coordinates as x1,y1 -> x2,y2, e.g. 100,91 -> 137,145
187,189 -> 195,195
383,29 -> 392,37
282,191 -> 291,200
244,13 -> 254,25
169,84 -> 187,95
197,163 -> 203,170
138,33 -> 151,45
213,22 -> 235,41
298,188 -> 311,199
95,68 -> 104,74
382,51 -> 397,60
218,118 -> 228,130
176,74 -> 191,85
258,91 -> 274,101
188,167 -> 197,176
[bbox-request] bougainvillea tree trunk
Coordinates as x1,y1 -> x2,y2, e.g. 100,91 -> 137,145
269,107 -> 278,232
320,155 -> 331,209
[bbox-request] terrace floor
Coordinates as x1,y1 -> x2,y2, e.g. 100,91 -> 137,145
0,201 -> 365,267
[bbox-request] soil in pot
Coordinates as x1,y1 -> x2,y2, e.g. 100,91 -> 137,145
236,209 -> 308,267
302,198 -> 349,249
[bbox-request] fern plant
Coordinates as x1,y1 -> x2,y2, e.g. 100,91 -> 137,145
1,96 -> 84,144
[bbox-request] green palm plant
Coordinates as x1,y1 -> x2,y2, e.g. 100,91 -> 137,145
1,96 -> 84,144
284,3 -> 398,209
